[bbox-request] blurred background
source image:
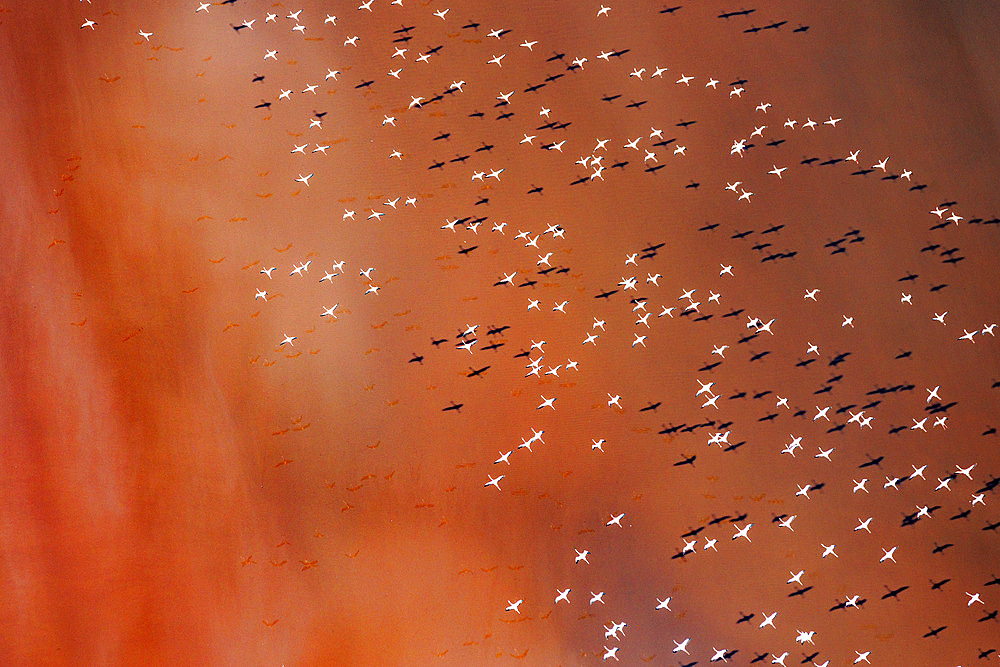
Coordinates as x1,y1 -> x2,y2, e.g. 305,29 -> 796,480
1,1 -> 999,664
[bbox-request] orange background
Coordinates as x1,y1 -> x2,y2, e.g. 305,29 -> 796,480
2,1 -> 999,664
